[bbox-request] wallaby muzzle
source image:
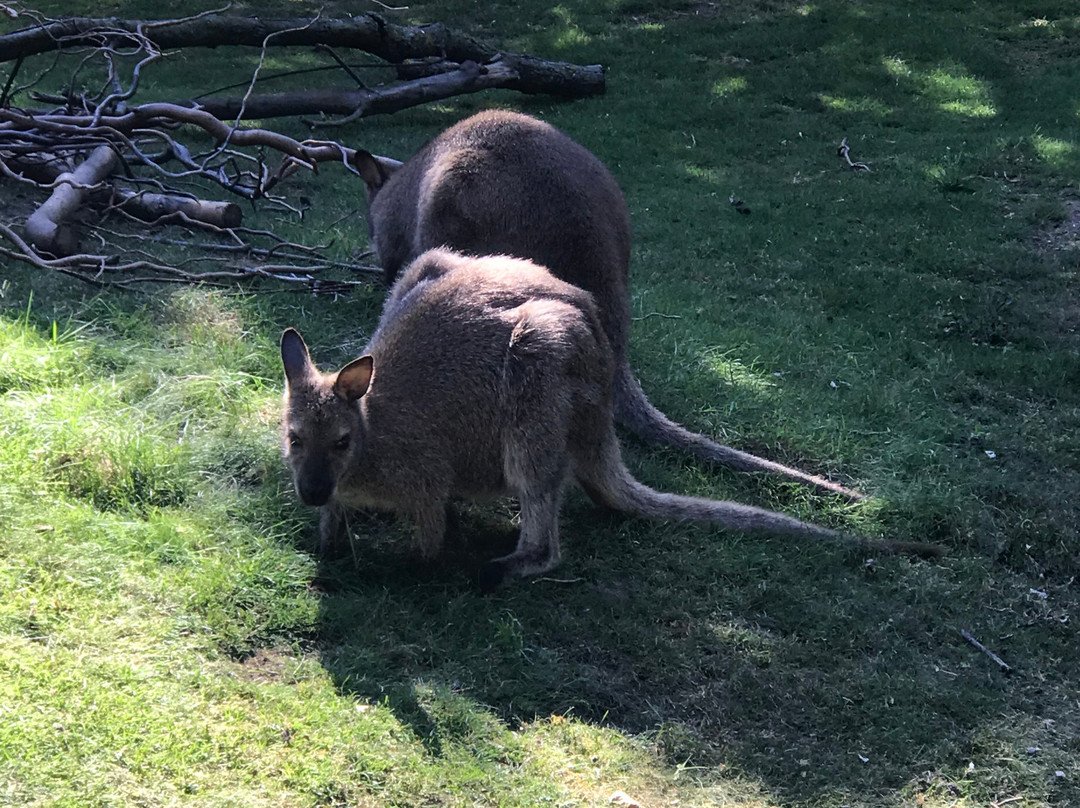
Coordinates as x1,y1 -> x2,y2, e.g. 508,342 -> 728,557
294,460 -> 335,507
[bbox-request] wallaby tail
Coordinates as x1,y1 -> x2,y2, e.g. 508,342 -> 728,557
576,429 -> 943,559
612,362 -> 866,502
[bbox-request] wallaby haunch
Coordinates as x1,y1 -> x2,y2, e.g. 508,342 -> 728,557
281,249 -> 939,589
354,109 -> 863,501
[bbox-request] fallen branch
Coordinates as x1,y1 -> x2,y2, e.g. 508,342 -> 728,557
24,143 -> 117,255
837,137 -> 870,172
960,628 -> 1013,673
0,104 -> 364,204
111,188 -> 242,228
0,6 -> 603,291
0,221 -> 378,291
197,58 -> 518,124
0,12 -> 604,99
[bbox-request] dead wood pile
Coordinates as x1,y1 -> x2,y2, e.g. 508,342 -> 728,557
0,5 -> 605,290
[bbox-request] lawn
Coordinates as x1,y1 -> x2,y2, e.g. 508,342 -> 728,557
1,1 -> 1078,806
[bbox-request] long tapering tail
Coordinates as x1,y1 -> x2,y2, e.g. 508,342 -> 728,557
576,428 -> 942,559
612,363 -> 866,501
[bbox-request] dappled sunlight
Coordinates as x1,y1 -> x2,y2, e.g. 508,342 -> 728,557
819,93 -> 892,117
712,75 -> 748,98
882,55 -> 912,79
707,618 -> 778,666
551,5 -> 591,48
258,51 -> 326,73
1016,15 -> 1080,34
879,57 -> 996,119
682,163 -> 724,184
1031,133 -> 1076,169
920,66 -> 997,118
697,347 -> 780,397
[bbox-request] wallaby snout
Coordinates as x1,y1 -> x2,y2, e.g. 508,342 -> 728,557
293,458 -> 336,507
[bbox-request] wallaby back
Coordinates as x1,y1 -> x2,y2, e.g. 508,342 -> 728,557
355,110 -> 862,500
357,110 -> 633,364
282,249 -> 939,587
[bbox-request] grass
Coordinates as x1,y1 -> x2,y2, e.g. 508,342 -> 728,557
2,0 -> 1080,806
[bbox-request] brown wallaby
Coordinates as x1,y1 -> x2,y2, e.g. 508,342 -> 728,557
353,109 -> 863,501
281,249 -> 939,589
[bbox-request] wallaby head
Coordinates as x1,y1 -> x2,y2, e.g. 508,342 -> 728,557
352,110 -> 865,501
280,328 -> 373,508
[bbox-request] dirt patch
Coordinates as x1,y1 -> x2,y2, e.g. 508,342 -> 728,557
1035,198 -> 1080,254
234,647 -> 301,683
1034,197 -> 1080,337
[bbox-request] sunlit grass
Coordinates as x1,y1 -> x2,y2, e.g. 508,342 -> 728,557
1031,133 -> 1077,169
820,93 -> 893,116
920,65 -> 997,118
712,75 -> 748,98
3,0 -> 1080,806
552,5 -> 592,48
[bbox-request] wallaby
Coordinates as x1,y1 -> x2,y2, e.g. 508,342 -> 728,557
354,110 -> 863,501
281,249 -> 939,589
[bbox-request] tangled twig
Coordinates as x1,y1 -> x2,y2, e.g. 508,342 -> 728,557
837,137 -> 870,172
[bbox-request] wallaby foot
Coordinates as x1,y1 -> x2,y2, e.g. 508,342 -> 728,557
476,542 -> 561,593
475,479 -> 566,591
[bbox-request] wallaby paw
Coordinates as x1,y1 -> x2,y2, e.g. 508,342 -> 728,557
318,531 -> 350,561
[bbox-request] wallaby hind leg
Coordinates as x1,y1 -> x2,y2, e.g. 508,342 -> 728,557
410,499 -> 449,562
477,477 -> 568,592
478,418 -> 572,590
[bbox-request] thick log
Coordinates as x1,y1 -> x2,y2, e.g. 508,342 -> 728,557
112,189 -> 243,228
194,59 -> 517,121
0,14 -> 604,98
24,144 -> 117,255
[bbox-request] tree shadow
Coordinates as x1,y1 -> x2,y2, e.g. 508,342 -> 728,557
301,476 -> 1073,805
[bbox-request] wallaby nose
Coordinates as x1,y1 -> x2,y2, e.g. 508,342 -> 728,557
295,464 -> 335,507
297,479 -> 333,507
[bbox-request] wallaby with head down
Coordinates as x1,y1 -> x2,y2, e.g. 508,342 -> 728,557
281,249 -> 938,589
354,110 -> 862,501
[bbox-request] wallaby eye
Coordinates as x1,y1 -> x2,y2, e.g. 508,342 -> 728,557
333,434 -> 351,451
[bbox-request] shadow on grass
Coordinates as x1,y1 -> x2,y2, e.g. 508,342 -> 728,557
302,484 -> 1074,805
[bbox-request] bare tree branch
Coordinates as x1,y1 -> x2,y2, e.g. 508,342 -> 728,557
24,143 -> 117,254
0,6 -> 603,291
110,188 -> 243,228
0,12 -> 604,98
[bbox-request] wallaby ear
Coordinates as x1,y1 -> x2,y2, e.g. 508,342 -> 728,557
281,328 -> 313,386
353,150 -> 403,193
333,355 -> 374,402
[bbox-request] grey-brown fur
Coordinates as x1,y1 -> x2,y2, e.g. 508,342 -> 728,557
354,110 -> 862,500
281,249 -> 938,589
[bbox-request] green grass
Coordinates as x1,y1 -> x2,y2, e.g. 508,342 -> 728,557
3,0 -> 1080,806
